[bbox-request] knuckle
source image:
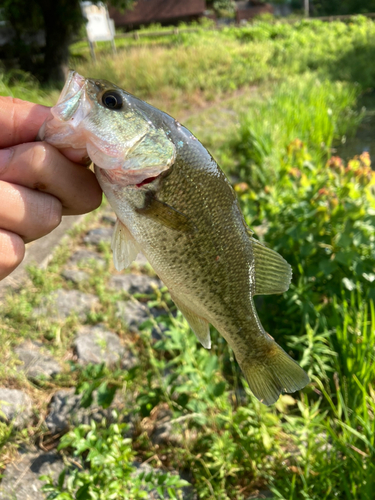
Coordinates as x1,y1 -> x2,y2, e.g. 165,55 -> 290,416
29,142 -> 54,169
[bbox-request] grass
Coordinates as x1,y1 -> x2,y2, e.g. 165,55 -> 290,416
1,15 -> 375,500
0,69 -> 58,104
67,15 -> 375,114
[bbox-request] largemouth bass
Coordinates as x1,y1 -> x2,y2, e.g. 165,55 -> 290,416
39,71 -> 309,405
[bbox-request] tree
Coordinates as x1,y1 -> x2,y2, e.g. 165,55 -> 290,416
2,0 -> 134,84
311,0 -> 375,16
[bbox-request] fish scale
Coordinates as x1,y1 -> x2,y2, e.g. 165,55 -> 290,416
39,71 -> 309,405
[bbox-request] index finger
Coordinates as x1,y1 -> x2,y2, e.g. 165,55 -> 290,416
0,96 -> 50,148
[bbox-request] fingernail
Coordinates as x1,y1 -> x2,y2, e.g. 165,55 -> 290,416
0,149 -> 12,174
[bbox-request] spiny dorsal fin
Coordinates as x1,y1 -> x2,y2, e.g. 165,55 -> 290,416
171,294 -> 211,349
251,238 -> 292,295
111,219 -> 140,271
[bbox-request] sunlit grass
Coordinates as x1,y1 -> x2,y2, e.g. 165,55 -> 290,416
221,74 -> 363,178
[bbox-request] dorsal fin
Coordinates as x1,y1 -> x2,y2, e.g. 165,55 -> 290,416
250,238 -> 292,295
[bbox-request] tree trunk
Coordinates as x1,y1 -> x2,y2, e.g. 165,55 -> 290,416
39,0 -> 82,84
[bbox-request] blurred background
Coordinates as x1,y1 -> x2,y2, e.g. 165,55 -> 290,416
0,1 -> 375,500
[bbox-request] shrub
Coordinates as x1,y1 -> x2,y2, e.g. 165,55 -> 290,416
236,143 -> 375,339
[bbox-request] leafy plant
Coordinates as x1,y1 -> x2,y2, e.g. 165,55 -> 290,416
41,419 -> 190,499
235,142 -> 375,340
71,361 -> 137,409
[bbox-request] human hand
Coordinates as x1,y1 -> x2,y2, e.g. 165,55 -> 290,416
0,96 -> 102,281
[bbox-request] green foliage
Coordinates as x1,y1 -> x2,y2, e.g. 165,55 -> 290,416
224,74 -> 362,185
211,0 -> 236,17
272,299 -> 375,499
0,68 -> 56,104
2,15 -> 375,500
71,361 -> 136,409
41,419 -> 189,499
135,313 -> 283,498
133,297 -> 375,499
137,312 -> 229,419
233,137 -> 375,338
330,296 -> 375,409
68,16 -> 375,117
313,0 -> 375,15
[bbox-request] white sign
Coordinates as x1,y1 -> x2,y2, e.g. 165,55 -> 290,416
81,2 -> 115,43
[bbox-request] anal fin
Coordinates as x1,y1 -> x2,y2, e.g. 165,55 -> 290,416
251,238 -> 292,295
171,295 -> 211,349
111,219 -> 140,271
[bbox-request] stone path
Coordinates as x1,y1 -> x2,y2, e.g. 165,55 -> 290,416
15,341 -> 62,379
0,389 -> 33,429
0,450 -> 65,500
0,215 -> 83,299
0,207 -> 197,499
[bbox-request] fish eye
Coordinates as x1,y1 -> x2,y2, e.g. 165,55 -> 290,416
101,90 -> 123,110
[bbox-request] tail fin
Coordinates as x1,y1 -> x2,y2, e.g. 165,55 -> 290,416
238,340 -> 309,406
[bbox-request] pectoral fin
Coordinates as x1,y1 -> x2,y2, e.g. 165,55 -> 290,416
111,219 -> 140,271
251,238 -> 292,295
136,193 -> 196,233
171,295 -> 211,349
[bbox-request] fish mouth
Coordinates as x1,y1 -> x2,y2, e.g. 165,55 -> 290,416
57,71 -> 86,105
97,166 -> 162,188
134,175 -> 160,188
37,70 -> 92,149
53,71 -> 90,123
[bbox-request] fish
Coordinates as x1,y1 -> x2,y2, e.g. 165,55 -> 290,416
38,71 -> 309,405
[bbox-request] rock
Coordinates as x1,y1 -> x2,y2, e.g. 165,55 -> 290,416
45,388 -> 128,435
83,227 -> 113,246
149,405 -> 181,445
116,300 -> 167,340
0,389 -> 32,428
116,300 -> 148,332
108,273 -> 161,295
0,449 -> 65,500
61,269 -> 89,284
152,420 -> 182,445
101,213 -> 117,225
69,249 -> 106,268
33,289 -> 99,321
74,324 -> 137,369
15,342 -> 61,379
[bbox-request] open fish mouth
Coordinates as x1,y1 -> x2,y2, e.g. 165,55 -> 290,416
57,71 -> 86,106
37,71 -> 92,150
39,70 -> 176,186
54,71 -> 90,122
